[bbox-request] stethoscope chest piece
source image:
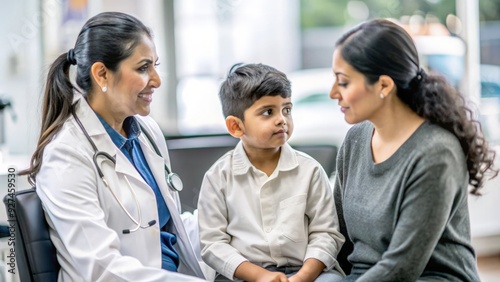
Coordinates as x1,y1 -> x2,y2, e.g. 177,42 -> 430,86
167,172 -> 183,192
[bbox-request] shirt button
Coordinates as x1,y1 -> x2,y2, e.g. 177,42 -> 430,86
265,227 -> 271,233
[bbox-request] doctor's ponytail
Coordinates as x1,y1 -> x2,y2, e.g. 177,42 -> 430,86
20,12 -> 152,185
20,52 -> 76,185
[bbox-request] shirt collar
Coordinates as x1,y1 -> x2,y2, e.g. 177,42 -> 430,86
95,114 -> 141,149
232,141 -> 299,175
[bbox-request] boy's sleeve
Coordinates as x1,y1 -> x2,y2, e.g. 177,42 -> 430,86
304,165 -> 345,273
197,166 -> 247,280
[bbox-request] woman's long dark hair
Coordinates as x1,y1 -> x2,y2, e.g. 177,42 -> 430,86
336,19 -> 497,194
20,12 -> 152,185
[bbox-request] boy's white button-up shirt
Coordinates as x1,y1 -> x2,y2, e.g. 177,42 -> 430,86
198,141 -> 345,280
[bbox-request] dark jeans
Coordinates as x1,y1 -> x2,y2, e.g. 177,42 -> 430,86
215,265 -> 301,282
215,265 -> 344,282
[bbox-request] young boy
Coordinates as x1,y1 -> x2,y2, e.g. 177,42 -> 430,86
197,63 -> 345,282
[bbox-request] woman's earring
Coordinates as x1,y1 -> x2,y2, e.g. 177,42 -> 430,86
102,86 -> 107,93
379,93 -> 384,99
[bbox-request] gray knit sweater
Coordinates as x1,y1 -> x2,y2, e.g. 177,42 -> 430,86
334,121 -> 480,282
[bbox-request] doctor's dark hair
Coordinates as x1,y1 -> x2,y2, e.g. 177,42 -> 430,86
21,12 -> 152,185
335,18 -> 497,194
219,63 -> 291,120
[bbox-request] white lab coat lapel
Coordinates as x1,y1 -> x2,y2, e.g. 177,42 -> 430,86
74,96 -> 205,278
74,96 -> 151,191
138,133 -> 177,203
71,97 -> 163,270
138,126 -> 205,278
113,152 -> 150,188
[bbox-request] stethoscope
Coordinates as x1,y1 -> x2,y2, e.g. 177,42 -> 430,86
72,111 -> 183,234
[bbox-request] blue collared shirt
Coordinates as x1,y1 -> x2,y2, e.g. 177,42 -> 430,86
96,114 -> 179,272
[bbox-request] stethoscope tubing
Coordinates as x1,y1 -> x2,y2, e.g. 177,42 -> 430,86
71,109 -> 181,233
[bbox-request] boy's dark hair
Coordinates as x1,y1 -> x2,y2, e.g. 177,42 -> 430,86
219,63 -> 291,120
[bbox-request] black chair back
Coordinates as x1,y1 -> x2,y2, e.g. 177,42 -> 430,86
3,188 -> 60,282
167,135 -> 338,213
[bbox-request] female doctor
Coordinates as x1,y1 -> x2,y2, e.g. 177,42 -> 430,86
20,12 -> 211,281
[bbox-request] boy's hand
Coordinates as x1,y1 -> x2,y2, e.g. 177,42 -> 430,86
287,273 -> 307,282
255,271 -> 288,282
288,258 -> 326,282
234,262 -> 289,282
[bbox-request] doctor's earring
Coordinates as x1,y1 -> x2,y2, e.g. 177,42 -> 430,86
379,93 -> 385,99
102,86 -> 107,93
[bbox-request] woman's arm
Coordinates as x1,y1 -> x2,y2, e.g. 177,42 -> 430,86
333,141 -> 353,275
333,176 -> 353,275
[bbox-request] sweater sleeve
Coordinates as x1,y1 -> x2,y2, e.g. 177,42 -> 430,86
356,146 -> 466,282
333,141 -> 354,275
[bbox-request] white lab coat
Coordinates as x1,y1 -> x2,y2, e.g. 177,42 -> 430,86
36,95 -> 213,281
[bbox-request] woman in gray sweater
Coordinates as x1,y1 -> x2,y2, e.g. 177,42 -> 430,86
330,19 -> 498,281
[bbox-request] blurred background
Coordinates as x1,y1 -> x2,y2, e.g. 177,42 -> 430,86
0,0 -> 499,281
